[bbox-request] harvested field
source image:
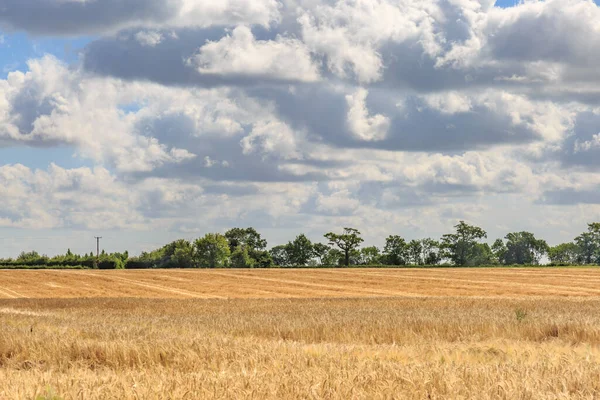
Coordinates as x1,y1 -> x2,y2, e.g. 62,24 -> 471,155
1,267 -> 600,299
1,268 -> 600,399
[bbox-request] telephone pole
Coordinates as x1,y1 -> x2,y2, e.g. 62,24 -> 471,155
94,236 -> 102,259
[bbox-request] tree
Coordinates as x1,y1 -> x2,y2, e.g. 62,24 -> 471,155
360,246 -> 381,265
194,233 -> 230,268
575,232 -> 596,264
549,242 -> 579,265
224,228 -> 267,253
172,240 -> 194,268
575,223 -> 600,264
253,250 -> 274,268
470,243 -> 495,265
322,248 -> 344,266
312,243 -> 331,266
270,245 -> 290,267
500,231 -> 548,265
230,245 -> 255,268
324,228 -> 364,267
286,234 -> 314,266
382,235 -> 408,265
407,240 -> 423,265
441,221 -> 487,266
491,238 -> 507,264
168,239 -> 195,268
225,227 -> 268,266
421,238 -> 441,265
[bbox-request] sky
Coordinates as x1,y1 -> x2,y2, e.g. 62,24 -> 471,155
1,0 -> 600,257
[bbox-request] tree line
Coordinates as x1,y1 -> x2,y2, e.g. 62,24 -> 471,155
1,222 -> 599,269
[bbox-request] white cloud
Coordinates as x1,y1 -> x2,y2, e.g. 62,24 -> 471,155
423,92 -> 473,114
345,88 -> 389,141
188,26 -> 320,82
240,119 -> 301,159
3,0 -> 600,253
135,30 -> 164,47
0,56 -> 202,172
574,133 -> 600,153
0,0 -> 282,35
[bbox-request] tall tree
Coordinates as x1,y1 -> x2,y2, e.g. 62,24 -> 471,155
322,248 -> 344,266
360,246 -> 381,265
587,223 -> 600,263
225,227 -> 269,266
270,245 -> 290,267
549,242 -> 579,265
224,228 -> 267,253
382,235 -> 408,265
286,234 -> 314,266
171,240 -> 194,268
312,243 -> 331,266
194,233 -> 231,268
500,231 -> 548,265
407,240 -> 423,265
492,238 -> 507,264
575,230 -> 598,264
421,238 -> 441,265
441,221 -> 487,266
230,245 -> 255,268
324,228 -> 364,267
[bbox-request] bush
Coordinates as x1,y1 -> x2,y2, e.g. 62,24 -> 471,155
124,260 -> 156,269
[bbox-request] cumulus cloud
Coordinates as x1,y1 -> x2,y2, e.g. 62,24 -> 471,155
0,0 -> 280,35
0,56 -> 196,172
135,30 -> 165,47
345,88 -> 390,141
187,26 -> 320,82
3,0 -> 600,250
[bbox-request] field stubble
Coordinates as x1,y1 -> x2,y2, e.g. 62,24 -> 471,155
1,268 -> 600,399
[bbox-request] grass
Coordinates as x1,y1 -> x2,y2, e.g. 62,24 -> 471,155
1,268 -> 600,398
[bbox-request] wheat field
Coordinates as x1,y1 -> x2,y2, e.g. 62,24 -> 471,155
1,268 -> 600,399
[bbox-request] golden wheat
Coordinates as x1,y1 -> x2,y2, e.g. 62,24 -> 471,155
1,269 -> 600,399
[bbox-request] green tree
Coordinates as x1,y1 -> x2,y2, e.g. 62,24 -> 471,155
270,245 -> 290,267
591,223 -> 600,263
491,239 -> 507,264
322,248 -> 343,266
441,221 -> 487,266
500,231 -> 548,265
286,234 -> 314,266
407,240 -> 423,265
360,246 -> 381,265
549,242 -> 579,265
324,228 -> 364,267
382,235 -> 408,265
253,250 -> 274,268
171,240 -> 194,268
230,245 -> 256,268
575,223 -> 600,264
470,243 -> 495,265
575,232 -> 596,264
194,233 -> 231,268
421,238 -> 441,265
225,227 -> 268,266
312,243 -> 331,266
224,228 -> 267,253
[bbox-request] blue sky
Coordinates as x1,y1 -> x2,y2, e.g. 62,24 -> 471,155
1,0 -> 600,258
0,33 -> 92,78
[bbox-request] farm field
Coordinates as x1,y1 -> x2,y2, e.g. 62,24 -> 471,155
2,268 -> 600,399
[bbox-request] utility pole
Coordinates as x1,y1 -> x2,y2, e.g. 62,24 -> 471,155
94,236 -> 102,268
